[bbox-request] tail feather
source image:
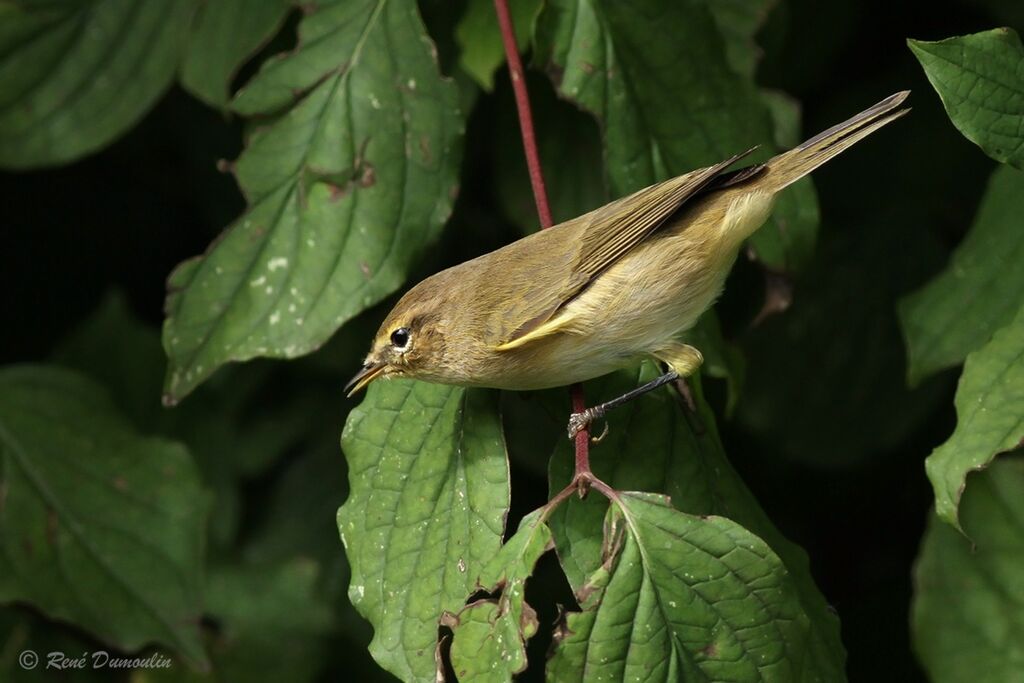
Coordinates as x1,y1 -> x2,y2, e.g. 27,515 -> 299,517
762,90 -> 911,193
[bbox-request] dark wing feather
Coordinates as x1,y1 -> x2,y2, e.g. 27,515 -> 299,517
498,147 -> 759,348
570,147 -> 759,287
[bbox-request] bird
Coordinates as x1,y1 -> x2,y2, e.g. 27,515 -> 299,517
345,91 -> 910,437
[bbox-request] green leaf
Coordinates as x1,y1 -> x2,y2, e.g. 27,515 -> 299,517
337,380 -> 509,682
900,166 -> 1024,384
698,0 -> 778,77
924,301 -> 1024,529
179,0 -> 290,110
912,457 -> 1024,683
549,366 -> 846,679
549,492 -> 816,681
162,0 -> 463,404
909,28 -> 1024,169
0,0 -> 194,169
0,366 -> 208,666
533,0 -> 818,272
446,511 -> 550,682
455,0 -> 540,91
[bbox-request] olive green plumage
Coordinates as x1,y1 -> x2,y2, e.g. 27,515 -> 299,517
346,91 -> 910,396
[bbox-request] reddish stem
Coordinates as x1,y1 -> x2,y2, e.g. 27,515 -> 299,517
493,0 -> 595,495
493,0 -> 552,229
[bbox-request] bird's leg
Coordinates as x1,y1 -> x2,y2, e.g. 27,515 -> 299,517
567,343 -> 703,439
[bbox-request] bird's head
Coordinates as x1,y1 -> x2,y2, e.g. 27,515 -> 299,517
344,285 -> 451,396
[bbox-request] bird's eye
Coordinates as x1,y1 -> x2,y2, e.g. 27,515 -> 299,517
390,327 -> 411,349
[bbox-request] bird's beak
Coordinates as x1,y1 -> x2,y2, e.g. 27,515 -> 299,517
344,361 -> 386,397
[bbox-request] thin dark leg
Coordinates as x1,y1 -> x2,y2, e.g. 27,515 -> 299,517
567,370 -> 680,438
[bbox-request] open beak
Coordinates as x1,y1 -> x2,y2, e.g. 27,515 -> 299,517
344,361 -> 386,397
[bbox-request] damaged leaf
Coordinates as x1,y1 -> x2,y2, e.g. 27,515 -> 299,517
445,511 -> 551,682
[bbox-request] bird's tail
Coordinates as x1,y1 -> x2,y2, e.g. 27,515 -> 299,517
761,91 -> 911,193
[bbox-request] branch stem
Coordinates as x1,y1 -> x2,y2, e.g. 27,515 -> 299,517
493,0 -> 605,501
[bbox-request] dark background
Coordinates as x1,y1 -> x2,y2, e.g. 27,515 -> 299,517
2,0 -> 1017,680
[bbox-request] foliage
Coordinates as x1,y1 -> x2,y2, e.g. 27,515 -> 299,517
911,457 -> 1024,683
2,2 -> 1023,683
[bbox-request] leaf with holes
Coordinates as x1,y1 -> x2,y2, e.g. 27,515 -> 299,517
533,0 -> 818,272
0,366 -> 208,666
909,29 -> 1024,169
0,0 -> 194,169
548,365 -> 846,679
900,166 -> 1024,384
924,302 -> 1024,530
180,0 -> 290,110
912,458 -> 1024,683
337,380 -> 509,681
446,510 -> 551,682
549,492 -> 815,682
162,0 -> 463,404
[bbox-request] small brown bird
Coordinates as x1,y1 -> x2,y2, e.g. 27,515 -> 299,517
346,92 -> 910,436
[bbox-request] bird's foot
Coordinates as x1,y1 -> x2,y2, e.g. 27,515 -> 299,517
567,406 -> 608,441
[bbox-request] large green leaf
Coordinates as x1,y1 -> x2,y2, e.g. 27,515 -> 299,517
549,493 -> 815,682
549,366 -> 846,679
909,28 -> 1024,169
0,0 -> 194,168
533,0 -> 818,272
0,366 -> 208,666
162,0 -> 463,404
446,510 -> 550,682
912,457 -> 1024,683
900,166 -> 1024,384
924,301 -> 1024,529
337,381 -> 509,682
179,0 -> 290,110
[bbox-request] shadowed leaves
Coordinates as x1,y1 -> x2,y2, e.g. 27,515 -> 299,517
923,302 -> 1024,529
900,166 -> 1024,384
0,366 -> 208,666
913,458 -> 1024,683
0,0 -> 194,168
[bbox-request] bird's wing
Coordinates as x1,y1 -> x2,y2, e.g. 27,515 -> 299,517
496,148 -> 759,350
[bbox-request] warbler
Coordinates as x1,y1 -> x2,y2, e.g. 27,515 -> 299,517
346,91 -> 910,435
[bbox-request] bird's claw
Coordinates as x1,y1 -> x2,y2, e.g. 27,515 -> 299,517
567,407 -> 607,441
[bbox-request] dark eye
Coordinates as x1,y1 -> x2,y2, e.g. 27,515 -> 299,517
390,327 -> 411,349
